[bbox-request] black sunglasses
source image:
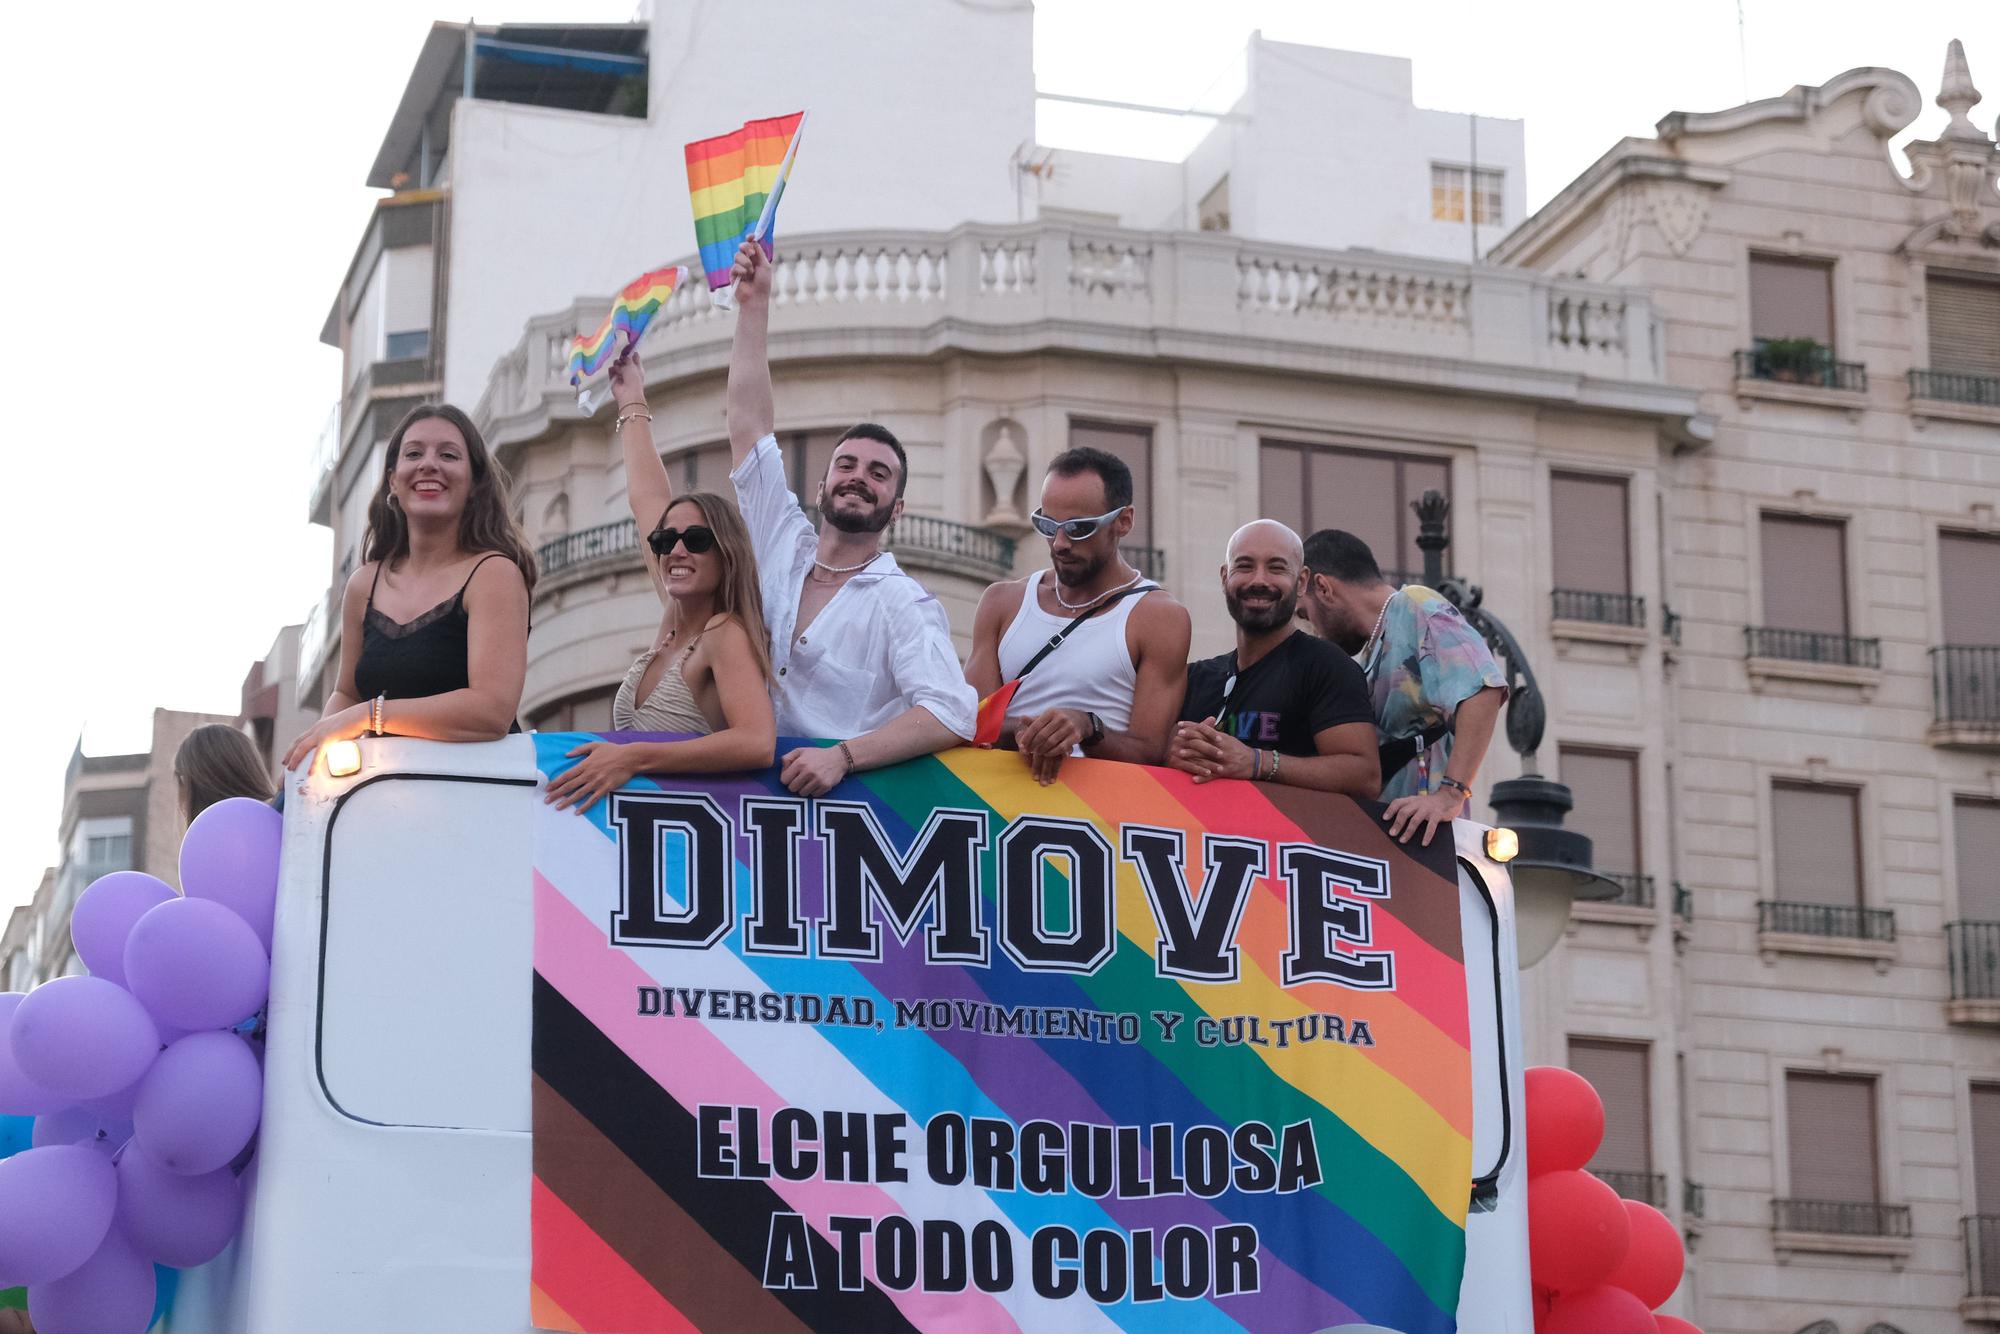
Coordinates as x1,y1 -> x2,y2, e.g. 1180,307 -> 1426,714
647,525 -> 716,556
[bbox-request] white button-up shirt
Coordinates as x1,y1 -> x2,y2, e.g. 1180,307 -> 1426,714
731,435 -> 978,741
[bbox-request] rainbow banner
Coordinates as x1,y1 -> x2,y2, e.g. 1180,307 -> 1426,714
530,738 -> 1473,1332
684,111 -> 806,301
565,264 -> 688,404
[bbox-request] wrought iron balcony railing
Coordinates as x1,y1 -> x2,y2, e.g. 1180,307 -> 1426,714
1947,921 -> 2000,1001
537,511 -> 1019,585
1932,646 -> 2000,726
1662,605 -> 1682,646
1911,369 -> 2000,407
1734,346 -> 1867,392
1772,1198 -> 1910,1237
1594,872 -> 1655,910
1552,588 -> 1647,628
1673,882 -> 1693,923
1969,1215 -> 2000,1298
1745,626 -> 1881,669
1596,1170 -> 1667,1208
1758,900 -> 1896,942
1683,1180 -> 1705,1220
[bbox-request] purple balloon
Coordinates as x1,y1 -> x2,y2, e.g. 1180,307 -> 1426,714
69,872 -> 177,988
123,897 -> 270,1032
113,1143 -> 243,1267
132,1032 -> 262,1175
180,797 -> 283,948
84,1075 -> 143,1124
30,1106 -> 130,1158
0,1144 -> 116,1285
26,1224 -> 156,1334
0,994 -> 69,1116
9,978 -> 159,1102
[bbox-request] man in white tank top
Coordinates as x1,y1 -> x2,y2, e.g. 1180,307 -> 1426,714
966,447 -> 1192,784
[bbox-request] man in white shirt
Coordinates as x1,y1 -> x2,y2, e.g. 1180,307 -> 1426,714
723,239 -> 977,796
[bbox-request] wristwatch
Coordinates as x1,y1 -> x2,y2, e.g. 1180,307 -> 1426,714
1082,711 -> 1105,748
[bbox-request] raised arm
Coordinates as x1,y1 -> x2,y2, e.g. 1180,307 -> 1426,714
609,352 -> 673,531
725,241 -> 776,464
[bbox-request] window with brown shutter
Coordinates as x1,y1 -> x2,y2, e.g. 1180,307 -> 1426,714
1069,421 -> 1155,550
1551,473 -> 1632,596
1760,514 -> 1849,635
1957,800 -> 2000,923
1974,1084 -> 2000,1215
1560,748 -> 1641,876
1786,1072 -> 1878,1204
1772,782 -> 1863,908
1260,440 -> 1449,584
1751,254 -> 1836,345
1941,533 -> 2000,645
1927,273 -> 2000,376
1569,1038 -> 1652,1175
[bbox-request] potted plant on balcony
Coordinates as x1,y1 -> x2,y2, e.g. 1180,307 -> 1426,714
1759,336 -> 1828,385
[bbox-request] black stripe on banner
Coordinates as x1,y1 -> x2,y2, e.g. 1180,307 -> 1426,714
532,973 -> 923,1333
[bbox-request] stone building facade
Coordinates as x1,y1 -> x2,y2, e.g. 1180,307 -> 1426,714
1493,44 -> 2000,1334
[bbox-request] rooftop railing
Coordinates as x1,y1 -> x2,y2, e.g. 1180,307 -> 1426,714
1552,588 -> 1647,628
1772,1199 -> 1910,1237
1745,626 -> 1881,669
1911,368 -> 2000,407
476,221 -> 1669,440
1758,900 -> 1896,942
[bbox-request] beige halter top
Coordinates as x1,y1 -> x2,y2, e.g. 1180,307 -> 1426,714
612,633 -> 712,735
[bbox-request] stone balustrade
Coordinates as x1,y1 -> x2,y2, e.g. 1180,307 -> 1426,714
475,221 -> 1665,444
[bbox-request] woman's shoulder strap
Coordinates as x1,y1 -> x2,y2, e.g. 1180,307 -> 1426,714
456,551 -> 512,597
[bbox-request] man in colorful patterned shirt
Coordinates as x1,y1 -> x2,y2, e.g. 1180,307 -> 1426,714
1298,529 -> 1507,846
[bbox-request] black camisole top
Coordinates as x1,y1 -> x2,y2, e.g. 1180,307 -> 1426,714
354,554 -> 521,731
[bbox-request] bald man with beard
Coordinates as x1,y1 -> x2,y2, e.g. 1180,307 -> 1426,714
1168,520 -> 1379,797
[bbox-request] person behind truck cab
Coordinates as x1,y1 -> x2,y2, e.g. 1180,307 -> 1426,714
1298,528 -> 1506,847
542,353 -> 778,813
283,405 -> 535,773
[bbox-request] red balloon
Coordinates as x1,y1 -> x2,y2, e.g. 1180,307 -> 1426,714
1607,1200 -> 1684,1308
1655,1317 -> 1704,1334
1525,1066 -> 1605,1176
1529,1169 -> 1631,1292
1546,1284 -> 1655,1334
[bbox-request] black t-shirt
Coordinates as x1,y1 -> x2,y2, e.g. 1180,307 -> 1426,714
1180,631 -> 1374,757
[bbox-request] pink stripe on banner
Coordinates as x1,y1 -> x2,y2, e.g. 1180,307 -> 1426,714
534,875 -> 1018,1333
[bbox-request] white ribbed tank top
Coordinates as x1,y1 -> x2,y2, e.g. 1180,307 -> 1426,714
994,570 -> 1155,729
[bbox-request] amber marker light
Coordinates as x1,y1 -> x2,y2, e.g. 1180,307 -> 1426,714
323,739 -> 364,778
1485,827 -> 1519,863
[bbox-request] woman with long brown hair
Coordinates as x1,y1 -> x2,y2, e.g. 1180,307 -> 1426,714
544,353 -> 775,811
283,404 -> 535,772
174,724 -> 276,822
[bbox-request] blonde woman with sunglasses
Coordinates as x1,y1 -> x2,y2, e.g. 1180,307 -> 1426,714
544,352 -> 777,812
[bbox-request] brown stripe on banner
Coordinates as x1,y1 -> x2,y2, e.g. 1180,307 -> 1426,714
533,1075 -> 811,1334
1262,790 -> 1466,963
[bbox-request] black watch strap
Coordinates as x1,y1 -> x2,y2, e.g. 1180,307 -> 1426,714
1084,711 -> 1105,747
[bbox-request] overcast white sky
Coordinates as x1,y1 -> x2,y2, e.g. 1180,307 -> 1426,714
0,0 -> 1991,914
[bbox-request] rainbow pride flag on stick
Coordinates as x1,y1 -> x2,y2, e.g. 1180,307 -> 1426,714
684,111 -> 807,310
565,264 -> 689,412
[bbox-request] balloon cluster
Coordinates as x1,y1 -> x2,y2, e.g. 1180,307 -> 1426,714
0,799 -> 280,1334
1525,1065 -> 1703,1334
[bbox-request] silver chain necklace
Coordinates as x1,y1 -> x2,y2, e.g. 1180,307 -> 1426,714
1052,567 -> 1143,612
812,551 -> 882,579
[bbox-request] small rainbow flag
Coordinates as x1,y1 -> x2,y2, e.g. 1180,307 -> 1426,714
565,265 -> 689,396
971,681 -> 1018,747
684,111 -> 807,301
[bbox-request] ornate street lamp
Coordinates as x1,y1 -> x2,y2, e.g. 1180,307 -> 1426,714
1413,490 -> 1621,965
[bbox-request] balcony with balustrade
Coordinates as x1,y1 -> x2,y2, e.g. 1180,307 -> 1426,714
1911,368 -> 2000,428
1966,1215 -> 2000,1321
1744,624 -> 1883,694
1772,1198 -> 1912,1263
1929,645 -> 2000,748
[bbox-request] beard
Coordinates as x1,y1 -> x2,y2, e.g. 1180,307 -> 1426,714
1226,584 -> 1300,633
822,485 -> 895,534
1052,548 -> 1111,588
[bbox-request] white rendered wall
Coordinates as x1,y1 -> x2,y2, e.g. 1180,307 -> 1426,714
441,0 -> 1035,404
